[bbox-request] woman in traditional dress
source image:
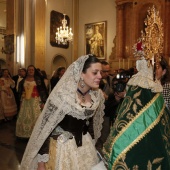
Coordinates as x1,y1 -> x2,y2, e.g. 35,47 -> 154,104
16,65 -> 48,138
20,55 -> 105,170
0,69 -> 17,120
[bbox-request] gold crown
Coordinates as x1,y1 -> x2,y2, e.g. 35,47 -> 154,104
133,6 -> 164,67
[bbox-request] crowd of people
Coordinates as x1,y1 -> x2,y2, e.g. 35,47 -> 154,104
1,52 -> 170,170
0,65 -> 66,134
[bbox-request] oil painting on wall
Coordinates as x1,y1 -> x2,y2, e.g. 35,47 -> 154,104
85,21 -> 107,60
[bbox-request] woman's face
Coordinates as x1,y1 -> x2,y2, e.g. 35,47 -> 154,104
155,63 -> 166,80
27,66 -> 35,77
59,69 -> 65,77
3,70 -> 9,77
81,63 -> 102,89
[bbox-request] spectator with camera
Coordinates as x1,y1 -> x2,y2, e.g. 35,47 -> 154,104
104,77 -> 127,126
96,76 -> 127,151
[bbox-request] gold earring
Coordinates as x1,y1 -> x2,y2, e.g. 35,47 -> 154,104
80,78 -> 85,88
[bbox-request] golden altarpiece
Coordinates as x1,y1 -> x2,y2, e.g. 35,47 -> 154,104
109,0 -> 170,72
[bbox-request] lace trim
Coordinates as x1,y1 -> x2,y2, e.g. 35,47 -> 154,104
20,55 -> 105,170
127,59 -> 163,93
127,74 -> 163,93
37,154 -> 49,162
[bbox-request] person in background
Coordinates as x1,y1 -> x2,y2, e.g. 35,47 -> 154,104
21,55 -> 105,170
97,61 -> 113,149
16,65 -> 48,139
40,70 -> 49,91
50,66 -> 65,92
155,56 -> 170,110
99,61 -> 113,100
12,68 -> 26,112
96,77 -> 127,153
0,69 -> 17,121
105,77 -> 127,126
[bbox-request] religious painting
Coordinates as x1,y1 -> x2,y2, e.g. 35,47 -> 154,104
4,34 -> 14,54
85,21 -> 107,60
50,10 -> 70,49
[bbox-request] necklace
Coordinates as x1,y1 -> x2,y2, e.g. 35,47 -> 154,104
77,88 -> 90,103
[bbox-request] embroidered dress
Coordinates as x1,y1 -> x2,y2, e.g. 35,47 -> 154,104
103,86 -> 170,170
0,77 -> 17,118
20,55 -> 105,170
103,42 -> 170,170
44,118 -> 99,170
102,6 -> 170,169
16,81 -> 42,138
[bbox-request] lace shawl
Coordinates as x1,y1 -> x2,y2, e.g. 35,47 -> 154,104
20,55 -> 105,170
127,59 -> 163,93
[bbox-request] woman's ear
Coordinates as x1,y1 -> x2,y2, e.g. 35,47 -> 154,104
162,69 -> 167,77
80,72 -> 85,80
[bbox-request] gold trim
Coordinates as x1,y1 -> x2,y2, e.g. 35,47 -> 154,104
132,6 -> 163,67
111,94 -> 165,169
143,6 -> 164,62
103,93 -> 158,158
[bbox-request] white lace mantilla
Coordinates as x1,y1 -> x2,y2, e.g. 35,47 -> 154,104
127,59 -> 163,93
37,154 -> 49,162
20,55 -> 105,170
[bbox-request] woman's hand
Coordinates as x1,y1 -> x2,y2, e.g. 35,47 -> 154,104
37,162 -> 46,170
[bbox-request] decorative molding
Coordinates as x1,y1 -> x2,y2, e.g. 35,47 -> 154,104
0,27 -> 6,35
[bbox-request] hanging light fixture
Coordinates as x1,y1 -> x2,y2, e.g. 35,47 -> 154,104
55,14 -> 73,45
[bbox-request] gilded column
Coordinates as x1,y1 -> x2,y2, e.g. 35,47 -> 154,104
24,0 -> 35,66
35,0 -> 46,69
116,4 -> 124,59
164,0 -> 170,58
72,0 -> 79,61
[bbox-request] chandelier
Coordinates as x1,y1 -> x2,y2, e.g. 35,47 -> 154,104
55,14 -> 73,45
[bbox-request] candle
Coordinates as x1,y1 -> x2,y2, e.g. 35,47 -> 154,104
128,59 -> 129,69
119,59 -> 120,69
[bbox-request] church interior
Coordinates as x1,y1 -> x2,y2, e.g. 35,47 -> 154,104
0,0 -> 170,169
0,0 -> 169,77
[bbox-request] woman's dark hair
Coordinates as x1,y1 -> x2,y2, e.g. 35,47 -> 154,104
41,70 -> 48,79
20,68 -> 27,73
26,65 -> 41,78
159,57 -> 170,85
57,67 -> 65,76
82,55 -> 100,73
1,68 -> 12,77
53,66 -> 65,78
